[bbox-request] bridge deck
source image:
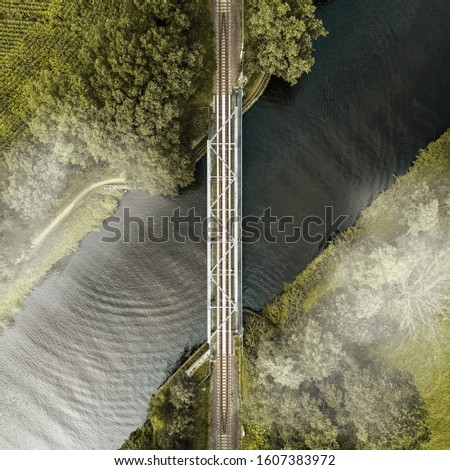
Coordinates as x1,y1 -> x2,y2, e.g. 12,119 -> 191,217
208,0 -> 242,450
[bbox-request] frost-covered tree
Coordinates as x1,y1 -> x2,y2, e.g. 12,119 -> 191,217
399,183 -> 439,236
245,348 -> 429,449
389,239 -> 450,337
4,140 -> 66,219
334,243 -> 410,290
258,320 -> 346,388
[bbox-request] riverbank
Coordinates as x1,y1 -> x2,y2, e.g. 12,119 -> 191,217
0,0 -> 274,330
121,343 -> 211,450
243,73 -> 271,114
0,167 -> 126,329
0,67 -> 270,330
241,129 -> 450,449
0,0 -> 217,329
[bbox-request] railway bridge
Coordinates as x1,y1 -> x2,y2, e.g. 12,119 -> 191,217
207,0 -> 243,450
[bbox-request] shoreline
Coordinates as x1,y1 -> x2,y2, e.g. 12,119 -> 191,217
121,342 -> 211,450
241,130 -> 450,449
0,182 -> 126,329
1,69 -> 271,331
31,178 -> 127,247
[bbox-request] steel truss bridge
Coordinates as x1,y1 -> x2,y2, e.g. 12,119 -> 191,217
207,0 -> 243,451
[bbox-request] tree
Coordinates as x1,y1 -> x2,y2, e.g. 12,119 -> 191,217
335,362 -> 429,449
399,183 -> 439,236
257,320 -> 346,388
3,0 -> 215,212
246,0 -> 327,84
245,340 -> 430,449
4,140 -> 66,219
333,243 -> 410,290
389,238 -> 450,338
152,374 -> 196,450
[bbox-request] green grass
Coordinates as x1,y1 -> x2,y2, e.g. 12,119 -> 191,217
378,319 -> 450,449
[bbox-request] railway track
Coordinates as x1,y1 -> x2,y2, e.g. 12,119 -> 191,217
209,0 -> 237,450
217,0 -> 232,450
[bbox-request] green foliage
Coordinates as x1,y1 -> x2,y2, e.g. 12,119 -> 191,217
121,345 -> 211,450
25,0 -> 214,195
244,320 -> 430,449
1,0 -> 215,219
152,374 -> 197,450
243,130 -> 450,450
120,419 -> 154,451
250,365 -> 428,450
245,0 -> 327,84
0,0 -> 215,322
3,139 -> 66,218
121,373 -> 197,451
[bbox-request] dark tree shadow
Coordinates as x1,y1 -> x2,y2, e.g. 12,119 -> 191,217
262,76 -> 302,107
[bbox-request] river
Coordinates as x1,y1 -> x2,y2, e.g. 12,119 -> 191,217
1,0 -> 449,449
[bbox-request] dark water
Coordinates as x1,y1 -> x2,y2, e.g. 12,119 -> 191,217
1,0 -> 450,449
243,0 -> 450,308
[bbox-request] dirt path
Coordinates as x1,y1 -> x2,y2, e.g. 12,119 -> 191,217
31,178 -> 126,247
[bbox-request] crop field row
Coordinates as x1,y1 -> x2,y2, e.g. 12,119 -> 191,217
0,0 -> 49,14
0,0 -> 50,63
1,23 -> 78,149
0,0 -> 119,150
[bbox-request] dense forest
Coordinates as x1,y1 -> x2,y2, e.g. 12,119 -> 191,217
1,0 -> 215,220
242,130 -> 450,449
0,0 -> 327,221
